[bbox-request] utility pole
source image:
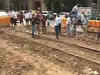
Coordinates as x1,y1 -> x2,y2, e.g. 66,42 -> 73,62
97,0 -> 100,16
5,0 -> 10,10
7,0 -> 10,10
28,0 -> 33,10
41,0 -> 46,11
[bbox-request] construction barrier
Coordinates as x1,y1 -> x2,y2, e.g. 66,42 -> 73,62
0,16 -> 11,25
88,20 -> 100,32
61,19 -> 100,33
88,20 -> 100,27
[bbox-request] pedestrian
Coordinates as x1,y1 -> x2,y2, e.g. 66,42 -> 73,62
29,10 -> 33,25
97,32 -> 100,40
58,15 -> 62,35
62,15 -> 67,33
41,15 -> 47,34
35,10 -> 41,36
10,11 -> 17,31
17,12 -> 24,25
32,14 -> 36,38
24,11 -> 30,26
81,12 -> 88,33
54,14 -> 61,40
66,14 -> 72,36
70,14 -> 77,37
71,4 -> 79,18
70,4 -> 80,37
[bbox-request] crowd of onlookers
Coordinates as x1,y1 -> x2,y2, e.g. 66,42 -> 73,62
8,5 -> 100,40
8,10 -> 33,27
8,9 -> 49,36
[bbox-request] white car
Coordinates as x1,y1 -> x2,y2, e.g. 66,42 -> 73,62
0,11 -> 8,16
42,11 -> 48,16
42,11 -> 54,16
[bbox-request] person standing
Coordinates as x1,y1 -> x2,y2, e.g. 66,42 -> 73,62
66,14 -> 72,36
17,12 -> 24,25
71,4 -> 79,18
24,11 -> 30,26
41,15 -> 47,34
32,14 -> 36,38
81,12 -> 88,33
29,11 -> 33,25
62,15 -> 67,33
54,15 -> 61,40
35,10 -> 42,36
10,11 -> 17,31
58,15 -> 62,35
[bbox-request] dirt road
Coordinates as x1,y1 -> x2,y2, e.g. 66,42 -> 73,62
0,26 -> 100,75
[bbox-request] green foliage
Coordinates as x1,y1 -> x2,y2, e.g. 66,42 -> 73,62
0,0 -> 6,9
44,0 -> 79,12
44,0 -> 90,12
10,0 -> 27,10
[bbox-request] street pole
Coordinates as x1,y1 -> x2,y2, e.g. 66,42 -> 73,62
8,0 -> 10,10
97,0 -> 100,17
41,0 -> 46,11
28,0 -> 33,10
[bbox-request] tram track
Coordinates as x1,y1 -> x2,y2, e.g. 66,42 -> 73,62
1,29 -> 99,65
0,29 -> 100,74
18,28 -> 100,52
41,34 -> 100,52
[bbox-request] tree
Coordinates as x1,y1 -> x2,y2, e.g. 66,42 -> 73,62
44,0 -> 78,12
10,0 -> 27,10
44,0 -> 91,12
0,0 -> 6,9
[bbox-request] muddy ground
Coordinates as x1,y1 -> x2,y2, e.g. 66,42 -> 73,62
0,26 -> 100,75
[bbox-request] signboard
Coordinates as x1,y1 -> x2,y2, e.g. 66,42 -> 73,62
79,7 -> 92,20
79,7 -> 92,15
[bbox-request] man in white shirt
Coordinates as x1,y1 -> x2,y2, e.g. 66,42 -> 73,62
67,14 -> 72,36
54,15 -> 62,40
24,11 -> 30,25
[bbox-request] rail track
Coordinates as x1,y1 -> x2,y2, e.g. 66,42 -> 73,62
0,28 -> 99,65
0,28 -> 100,74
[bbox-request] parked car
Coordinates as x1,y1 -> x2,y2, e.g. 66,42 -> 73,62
0,11 -> 8,16
42,11 -> 53,16
59,12 -> 69,18
42,11 -> 48,17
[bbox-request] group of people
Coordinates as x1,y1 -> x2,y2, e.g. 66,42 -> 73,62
8,10 -> 33,29
31,8 -> 88,40
8,9 -> 48,37
8,5 -> 89,40
31,10 -> 47,38
54,4 -> 88,40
